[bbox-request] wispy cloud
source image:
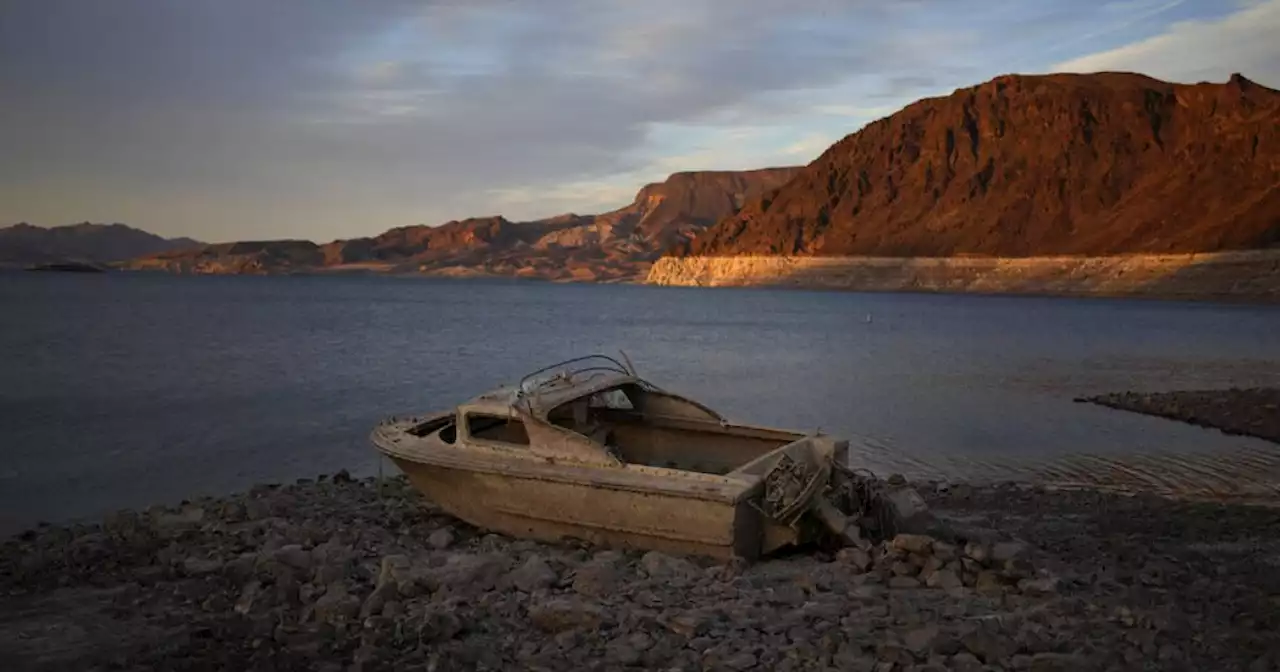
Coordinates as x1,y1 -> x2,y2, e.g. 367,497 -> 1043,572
1053,0 -> 1280,83
1050,0 -> 1189,52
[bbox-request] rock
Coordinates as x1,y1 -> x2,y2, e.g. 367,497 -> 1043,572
990,541 -> 1029,563
932,542 -> 958,562
314,563 -> 347,587
766,584 -> 807,606
666,610 -> 711,638
852,584 -> 885,599
961,629 -> 1015,665
376,554 -> 414,595
904,625 -> 938,655
313,583 -> 360,625
152,506 -> 205,531
244,498 -> 270,520
1018,576 -> 1060,596
529,599 -> 605,633
925,569 -> 963,590
974,571 -> 1005,594
426,527 -> 454,550
274,544 -> 313,571
892,534 -> 935,555
640,550 -> 697,579
416,604 -> 463,642
234,580 -> 264,615
963,542 -> 991,564
918,555 -> 944,579
360,582 -> 396,619
836,547 -> 873,572
891,561 -> 918,577
723,652 -> 758,670
879,486 -> 938,536
183,556 -> 223,576
626,632 -> 654,652
418,553 -> 513,593
834,647 -> 878,672
224,552 -> 257,581
949,652 -> 984,671
606,639 -> 642,665
888,576 -> 920,589
507,554 -> 558,592
573,556 -> 623,597
1028,652 -> 1088,670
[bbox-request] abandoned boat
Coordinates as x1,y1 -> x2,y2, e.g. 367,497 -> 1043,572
370,354 -> 927,560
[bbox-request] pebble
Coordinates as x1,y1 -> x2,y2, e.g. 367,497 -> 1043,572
426,527 -> 454,550
507,554 -> 558,592
889,576 -> 921,589
4,473 -> 1278,671
925,568 -> 963,590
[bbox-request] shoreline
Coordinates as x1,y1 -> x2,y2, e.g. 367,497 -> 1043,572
12,265 -> 1280,306
1076,387 -> 1280,445
5,473 -> 1280,670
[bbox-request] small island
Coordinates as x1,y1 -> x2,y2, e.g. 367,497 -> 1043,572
25,261 -> 108,273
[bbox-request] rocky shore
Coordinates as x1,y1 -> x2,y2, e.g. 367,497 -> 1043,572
4,473 -> 1280,671
1077,388 -> 1280,445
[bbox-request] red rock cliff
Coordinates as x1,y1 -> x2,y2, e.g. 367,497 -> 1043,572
676,72 -> 1280,258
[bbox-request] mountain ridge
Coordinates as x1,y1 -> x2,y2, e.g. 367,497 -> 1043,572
672,71 -> 1279,259
0,222 -> 202,267
123,168 -> 802,280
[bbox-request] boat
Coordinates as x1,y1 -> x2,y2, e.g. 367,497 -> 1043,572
370,354 -> 928,560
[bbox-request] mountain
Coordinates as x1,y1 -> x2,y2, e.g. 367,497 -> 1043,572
0,222 -> 202,267
124,168 -> 800,281
672,72 -> 1279,259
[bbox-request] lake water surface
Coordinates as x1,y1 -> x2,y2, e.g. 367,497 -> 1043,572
2,272 -> 1278,533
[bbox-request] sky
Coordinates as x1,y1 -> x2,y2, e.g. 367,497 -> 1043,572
1,0 -> 1276,244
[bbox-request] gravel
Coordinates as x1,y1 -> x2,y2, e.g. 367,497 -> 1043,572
1076,387 -> 1280,444
3,471 -> 1280,671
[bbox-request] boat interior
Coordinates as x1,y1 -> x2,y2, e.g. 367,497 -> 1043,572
544,382 -> 802,475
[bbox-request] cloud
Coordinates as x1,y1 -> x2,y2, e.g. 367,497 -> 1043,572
1,0 -> 1270,242
1052,0 -> 1280,85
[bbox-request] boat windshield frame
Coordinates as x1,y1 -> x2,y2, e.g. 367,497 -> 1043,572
516,354 -> 635,397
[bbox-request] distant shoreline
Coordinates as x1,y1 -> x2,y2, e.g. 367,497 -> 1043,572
9,258 -> 1280,304
646,250 -> 1280,304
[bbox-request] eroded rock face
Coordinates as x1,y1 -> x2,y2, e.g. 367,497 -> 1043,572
119,168 -> 801,281
677,72 -> 1280,259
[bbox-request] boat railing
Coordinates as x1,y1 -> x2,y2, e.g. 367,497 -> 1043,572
516,354 -> 635,397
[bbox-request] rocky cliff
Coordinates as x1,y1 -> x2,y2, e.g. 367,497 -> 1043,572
0,222 -> 202,268
125,168 -> 800,281
674,73 -> 1279,259
647,250 -> 1280,301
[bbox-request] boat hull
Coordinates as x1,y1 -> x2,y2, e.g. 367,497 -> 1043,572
386,455 -> 784,559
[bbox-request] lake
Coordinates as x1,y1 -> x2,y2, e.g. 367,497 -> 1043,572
2,272 -> 1278,534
